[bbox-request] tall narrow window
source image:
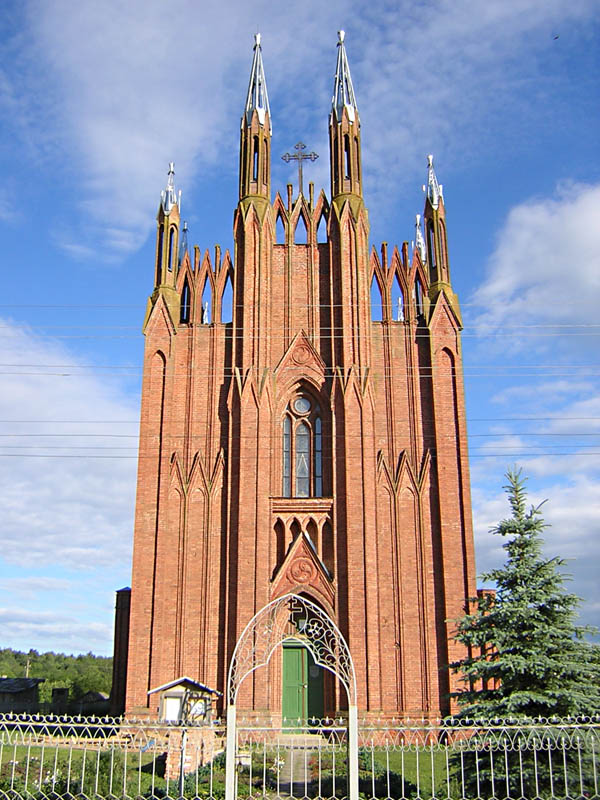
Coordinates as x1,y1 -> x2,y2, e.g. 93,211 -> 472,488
355,137 -> 360,183
333,136 -> 339,186
427,221 -> 437,279
156,225 -> 164,285
253,136 -> 259,181
281,396 -> 324,498
263,143 -> 269,184
283,416 -> 291,496
439,220 -> 447,274
167,227 -> 175,272
344,134 -> 351,180
180,278 -> 191,324
242,138 -> 248,186
295,422 -> 310,497
415,277 -> 424,317
314,417 -> 322,497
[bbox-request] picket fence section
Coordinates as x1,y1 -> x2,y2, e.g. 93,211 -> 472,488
0,711 -> 598,799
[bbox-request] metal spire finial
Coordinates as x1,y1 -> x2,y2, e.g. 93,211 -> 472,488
179,220 -> 189,265
244,32 -> 271,132
426,154 -> 442,210
414,214 -> 426,262
331,30 -> 359,124
161,162 -> 179,214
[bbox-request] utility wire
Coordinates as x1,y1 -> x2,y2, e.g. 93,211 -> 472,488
0,416 -> 598,423
0,452 -> 598,460
0,432 -> 598,438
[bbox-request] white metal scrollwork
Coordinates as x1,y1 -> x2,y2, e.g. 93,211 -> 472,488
225,593 -> 359,800
227,593 -> 356,705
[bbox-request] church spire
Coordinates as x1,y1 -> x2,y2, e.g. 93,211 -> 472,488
329,31 -> 363,203
331,30 -> 359,125
161,162 -> 181,215
239,33 -> 271,201
423,154 -> 454,303
244,33 -> 271,132
154,162 -> 181,292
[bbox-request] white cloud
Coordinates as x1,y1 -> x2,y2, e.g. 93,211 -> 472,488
0,607 -> 113,652
491,381 -> 596,406
3,0 -> 596,259
0,576 -> 72,596
468,177 -> 600,632
0,318 -> 137,653
472,182 -> 600,337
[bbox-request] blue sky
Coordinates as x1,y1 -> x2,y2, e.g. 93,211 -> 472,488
0,0 -> 599,656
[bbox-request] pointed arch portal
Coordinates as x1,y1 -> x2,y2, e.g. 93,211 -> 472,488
225,593 -> 358,800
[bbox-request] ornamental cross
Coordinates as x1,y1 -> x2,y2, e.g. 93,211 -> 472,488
281,142 -> 319,196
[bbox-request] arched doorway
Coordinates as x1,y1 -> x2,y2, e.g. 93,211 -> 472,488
225,594 -> 358,800
282,640 -> 324,721
280,592 -> 335,723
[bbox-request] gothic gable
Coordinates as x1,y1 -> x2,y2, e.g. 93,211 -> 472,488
142,291 -> 177,341
274,330 -> 327,390
271,531 -> 334,609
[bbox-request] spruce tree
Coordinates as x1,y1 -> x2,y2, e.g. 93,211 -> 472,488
452,468 -> 600,716
449,469 -> 600,797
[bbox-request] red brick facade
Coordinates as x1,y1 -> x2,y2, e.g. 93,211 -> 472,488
124,37 -> 476,719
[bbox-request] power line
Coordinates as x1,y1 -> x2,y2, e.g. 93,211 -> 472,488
1,361 -> 599,369
0,331 -> 598,341
0,451 -> 598,460
0,366 -> 598,378
0,300 -> 599,314
0,416 -> 598,424
0,431 -> 598,438
2,320 -> 599,329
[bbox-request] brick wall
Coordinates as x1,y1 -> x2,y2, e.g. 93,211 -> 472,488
124,143 -> 476,719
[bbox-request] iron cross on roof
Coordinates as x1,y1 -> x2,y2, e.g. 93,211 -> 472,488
281,142 -> 318,197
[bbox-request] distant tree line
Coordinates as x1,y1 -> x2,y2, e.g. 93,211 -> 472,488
0,648 -> 112,704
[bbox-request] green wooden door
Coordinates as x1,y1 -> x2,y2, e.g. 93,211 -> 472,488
282,644 -> 324,723
282,644 -> 307,722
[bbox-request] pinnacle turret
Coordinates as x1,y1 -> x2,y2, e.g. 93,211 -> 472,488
425,154 -> 443,210
179,221 -> 188,265
239,34 -> 272,200
161,162 -> 181,214
414,214 -> 426,262
331,30 -> 359,124
244,33 -> 271,131
329,31 -> 363,202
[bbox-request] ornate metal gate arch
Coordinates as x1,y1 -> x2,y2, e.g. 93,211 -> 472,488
225,593 -> 359,800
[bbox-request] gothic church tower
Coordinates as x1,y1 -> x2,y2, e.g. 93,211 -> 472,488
124,32 -> 476,719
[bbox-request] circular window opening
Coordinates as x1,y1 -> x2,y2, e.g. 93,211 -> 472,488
293,397 -> 311,415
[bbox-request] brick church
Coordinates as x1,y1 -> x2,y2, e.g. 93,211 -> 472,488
119,31 -> 476,720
